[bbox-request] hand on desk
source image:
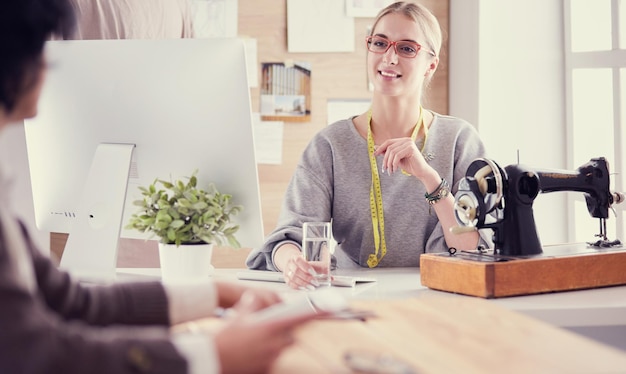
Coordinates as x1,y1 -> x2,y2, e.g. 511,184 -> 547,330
214,291 -> 320,374
214,280 -> 282,309
274,243 -> 322,290
282,255 -> 320,290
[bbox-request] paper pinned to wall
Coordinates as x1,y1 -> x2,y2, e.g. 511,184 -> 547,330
346,0 -> 394,18
287,0 -> 354,53
327,99 -> 371,125
252,113 -> 284,165
192,0 -> 238,38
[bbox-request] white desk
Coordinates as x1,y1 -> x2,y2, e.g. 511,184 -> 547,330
117,266 -> 626,330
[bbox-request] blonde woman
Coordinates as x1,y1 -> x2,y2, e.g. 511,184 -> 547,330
247,1 -> 489,289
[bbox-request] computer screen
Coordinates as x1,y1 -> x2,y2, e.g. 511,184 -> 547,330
24,38 -> 264,280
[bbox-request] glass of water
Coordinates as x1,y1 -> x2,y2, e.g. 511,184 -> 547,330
302,222 -> 333,287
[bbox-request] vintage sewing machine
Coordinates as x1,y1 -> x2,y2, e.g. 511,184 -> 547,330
453,157 -> 624,256
420,157 -> 626,298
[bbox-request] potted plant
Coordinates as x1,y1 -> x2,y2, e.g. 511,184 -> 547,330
126,171 -> 242,282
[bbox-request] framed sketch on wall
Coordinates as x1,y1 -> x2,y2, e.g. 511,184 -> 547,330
260,62 -> 311,122
191,0 -> 238,37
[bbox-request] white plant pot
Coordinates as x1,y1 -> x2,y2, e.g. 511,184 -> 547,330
158,242 -> 214,283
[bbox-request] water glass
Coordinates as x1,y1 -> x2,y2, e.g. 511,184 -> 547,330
302,222 -> 333,287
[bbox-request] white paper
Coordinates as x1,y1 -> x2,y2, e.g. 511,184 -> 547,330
327,99 -> 371,125
346,0 -> 394,18
287,0 -> 354,53
192,0 -> 238,38
252,113 -> 284,165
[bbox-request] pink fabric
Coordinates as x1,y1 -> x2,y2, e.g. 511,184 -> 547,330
69,0 -> 195,40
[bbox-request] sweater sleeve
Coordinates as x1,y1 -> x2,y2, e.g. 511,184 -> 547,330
424,118 -> 492,253
451,120 -> 488,193
0,219 -> 189,374
246,134 -> 334,270
244,169 -> 312,271
29,237 -> 172,326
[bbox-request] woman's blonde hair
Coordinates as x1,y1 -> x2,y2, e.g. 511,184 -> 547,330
369,1 -> 442,58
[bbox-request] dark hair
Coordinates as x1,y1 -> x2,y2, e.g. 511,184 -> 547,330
0,0 -> 75,112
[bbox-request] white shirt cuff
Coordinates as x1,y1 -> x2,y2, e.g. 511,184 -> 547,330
164,281 -> 218,324
172,332 -> 220,374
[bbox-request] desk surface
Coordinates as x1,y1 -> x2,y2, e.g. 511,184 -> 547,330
118,267 -> 626,373
274,297 -> 626,374
117,266 -> 626,328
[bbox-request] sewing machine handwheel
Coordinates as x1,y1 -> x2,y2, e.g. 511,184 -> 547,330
454,193 -> 478,226
465,158 -> 505,214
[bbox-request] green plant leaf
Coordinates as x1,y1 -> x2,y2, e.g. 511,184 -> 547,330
170,219 -> 185,229
126,171 -> 242,247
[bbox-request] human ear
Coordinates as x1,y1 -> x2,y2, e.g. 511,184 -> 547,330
425,59 -> 438,77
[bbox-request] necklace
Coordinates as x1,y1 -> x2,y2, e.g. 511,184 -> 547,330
365,106 -> 426,267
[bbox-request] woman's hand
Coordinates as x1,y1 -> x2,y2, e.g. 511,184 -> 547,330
282,255 -> 319,290
374,137 -> 428,179
214,292 -> 318,374
214,281 -> 282,309
274,243 -> 319,290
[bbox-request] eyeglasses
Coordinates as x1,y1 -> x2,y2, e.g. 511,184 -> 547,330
365,35 -> 435,58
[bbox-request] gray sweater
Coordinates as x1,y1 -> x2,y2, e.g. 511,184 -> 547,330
247,113 -> 488,270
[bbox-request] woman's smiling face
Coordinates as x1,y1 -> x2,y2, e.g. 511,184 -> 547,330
367,12 -> 437,99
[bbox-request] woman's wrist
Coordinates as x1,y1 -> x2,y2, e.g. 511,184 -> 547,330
424,178 -> 450,214
416,167 -> 442,192
272,242 -> 301,272
425,178 -> 450,204
215,281 -> 248,308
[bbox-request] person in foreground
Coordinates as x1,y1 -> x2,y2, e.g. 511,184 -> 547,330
247,1 -> 490,289
0,1 -> 317,373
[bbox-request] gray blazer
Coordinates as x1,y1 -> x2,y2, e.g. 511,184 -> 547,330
0,212 -> 187,374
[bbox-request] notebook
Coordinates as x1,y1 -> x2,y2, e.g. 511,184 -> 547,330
236,270 -> 377,288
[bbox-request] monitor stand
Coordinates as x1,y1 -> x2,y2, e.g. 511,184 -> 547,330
59,143 -> 135,282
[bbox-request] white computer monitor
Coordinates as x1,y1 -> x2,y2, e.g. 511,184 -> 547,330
24,38 -> 264,280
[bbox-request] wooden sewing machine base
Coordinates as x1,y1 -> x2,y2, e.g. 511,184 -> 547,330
420,242 -> 626,298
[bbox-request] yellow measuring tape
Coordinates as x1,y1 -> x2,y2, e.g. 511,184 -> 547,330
366,106 -> 427,267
